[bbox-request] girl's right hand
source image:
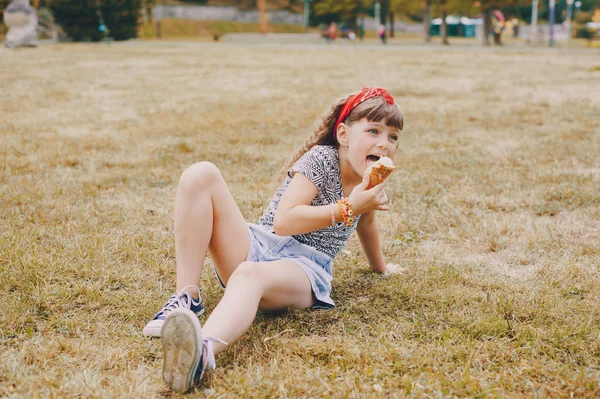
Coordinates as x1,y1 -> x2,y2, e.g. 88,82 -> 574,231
348,173 -> 389,215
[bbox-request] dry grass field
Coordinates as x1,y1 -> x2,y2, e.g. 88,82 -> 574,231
1,39 -> 599,398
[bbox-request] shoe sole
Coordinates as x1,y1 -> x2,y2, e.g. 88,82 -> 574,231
161,309 -> 203,393
143,308 -> 205,338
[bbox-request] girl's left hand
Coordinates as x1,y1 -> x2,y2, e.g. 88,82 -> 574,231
382,263 -> 406,275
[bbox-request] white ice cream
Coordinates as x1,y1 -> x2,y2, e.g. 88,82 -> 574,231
374,157 -> 394,168
366,156 -> 394,173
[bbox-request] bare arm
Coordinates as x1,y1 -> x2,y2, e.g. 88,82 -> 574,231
273,173 -> 341,236
356,205 -> 407,275
273,172 -> 389,237
356,211 -> 387,273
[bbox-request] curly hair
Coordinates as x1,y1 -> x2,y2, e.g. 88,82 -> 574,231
274,93 -> 403,184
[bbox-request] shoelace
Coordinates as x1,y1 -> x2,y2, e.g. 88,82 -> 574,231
203,337 -> 228,370
159,285 -> 201,316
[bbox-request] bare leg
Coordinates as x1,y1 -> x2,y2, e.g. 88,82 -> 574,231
201,260 -> 314,355
173,162 -> 250,295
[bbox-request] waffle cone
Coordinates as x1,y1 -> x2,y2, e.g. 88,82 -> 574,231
366,164 -> 395,189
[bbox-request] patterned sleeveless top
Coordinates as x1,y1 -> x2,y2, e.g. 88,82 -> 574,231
258,145 -> 360,258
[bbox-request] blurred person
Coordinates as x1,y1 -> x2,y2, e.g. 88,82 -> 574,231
377,24 -> 387,44
144,87 -> 406,393
359,20 -> 365,41
511,18 -> 520,37
327,21 -> 338,41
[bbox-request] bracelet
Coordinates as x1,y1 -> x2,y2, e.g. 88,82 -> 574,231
337,198 -> 355,227
329,203 -> 336,226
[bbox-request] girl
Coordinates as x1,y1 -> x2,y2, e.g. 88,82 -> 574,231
144,87 -> 405,393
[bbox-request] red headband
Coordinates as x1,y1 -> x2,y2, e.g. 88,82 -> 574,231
334,87 -> 395,138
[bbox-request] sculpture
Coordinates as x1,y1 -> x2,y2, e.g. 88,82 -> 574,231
3,0 -> 38,48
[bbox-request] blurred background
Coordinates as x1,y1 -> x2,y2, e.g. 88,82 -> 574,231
1,0 -> 599,47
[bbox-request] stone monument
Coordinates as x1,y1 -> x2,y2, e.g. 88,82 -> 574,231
3,0 -> 38,48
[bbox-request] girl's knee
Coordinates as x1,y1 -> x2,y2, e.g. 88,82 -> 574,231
229,261 -> 264,282
179,161 -> 222,192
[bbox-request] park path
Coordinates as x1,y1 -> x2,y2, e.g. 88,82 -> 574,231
122,34 -> 598,54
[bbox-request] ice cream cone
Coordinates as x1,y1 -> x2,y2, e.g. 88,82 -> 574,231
366,157 -> 395,189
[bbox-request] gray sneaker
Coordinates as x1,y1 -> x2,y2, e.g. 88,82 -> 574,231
143,286 -> 204,338
161,308 -> 227,393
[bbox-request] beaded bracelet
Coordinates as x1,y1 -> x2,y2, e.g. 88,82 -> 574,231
337,198 -> 355,226
329,203 -> 336,226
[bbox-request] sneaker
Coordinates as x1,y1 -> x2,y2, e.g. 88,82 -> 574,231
161,308 -> 227,393
143,285 -> 204,338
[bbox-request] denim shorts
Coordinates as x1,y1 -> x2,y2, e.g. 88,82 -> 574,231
214,223 -> 335,309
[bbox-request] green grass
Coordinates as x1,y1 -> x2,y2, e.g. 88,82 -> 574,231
1,40 -> 599,398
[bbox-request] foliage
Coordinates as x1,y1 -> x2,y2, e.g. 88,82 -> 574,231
102,0 -> 142,40
42,0 -> 99,41
0,0 -> 7,28
40,0 -> 141,41
446,0 -> 478,16
176,0 -> 303,11
478,0 -> 515,13
311,0 -> 393,27
313,0 -> 365,25
391,0 -> 427,21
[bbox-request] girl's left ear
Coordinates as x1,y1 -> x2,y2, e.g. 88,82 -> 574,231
336,123 -> 350,147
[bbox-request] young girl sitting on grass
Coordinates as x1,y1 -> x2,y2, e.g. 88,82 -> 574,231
144,87 -> 406,393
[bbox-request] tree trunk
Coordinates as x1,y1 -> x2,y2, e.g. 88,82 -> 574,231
380,0 -> 389,25
424,0 -> 431,42
389,11 -> 394,38
258,0 -> 266,34
441,0 -> 449,45
482,8 -> 491,45
146,3 -> 153,24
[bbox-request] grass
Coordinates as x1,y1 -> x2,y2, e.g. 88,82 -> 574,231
1,39 -> 599,398
138,19 -> 306,40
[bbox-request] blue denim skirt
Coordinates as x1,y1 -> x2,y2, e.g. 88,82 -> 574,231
214,223 -> 335,309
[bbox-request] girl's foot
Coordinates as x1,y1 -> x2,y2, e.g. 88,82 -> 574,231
143,286 -> 204,337
161,309 -> 226,393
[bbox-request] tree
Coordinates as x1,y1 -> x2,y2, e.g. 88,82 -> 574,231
0,0 -> 9,27
42,0 -> 141,41
313,0 -> 379,29
440,0 -> 449,44
141,0 -> 155,23
424,0 -> 432,42
102,0 -> 142,41
389,0 -> 433,41
313,0 -> 363,25
380,0 -> 389,25
448,0 -> 478,16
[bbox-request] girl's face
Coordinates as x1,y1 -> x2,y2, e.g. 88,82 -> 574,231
338,117 -> 399,179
